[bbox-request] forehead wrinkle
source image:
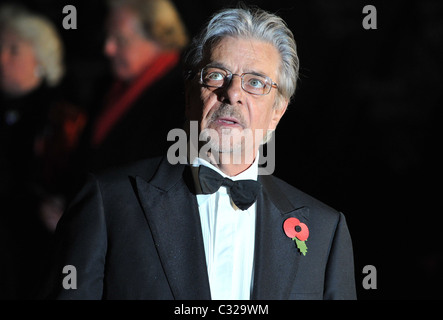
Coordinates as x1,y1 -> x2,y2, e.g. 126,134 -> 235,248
202,37 -> 281,92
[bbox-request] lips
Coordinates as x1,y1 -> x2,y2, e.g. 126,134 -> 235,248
216,117 -> 240,126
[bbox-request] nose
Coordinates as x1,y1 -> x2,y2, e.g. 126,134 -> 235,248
223,74 -> 244,105
104,37 -> 117,57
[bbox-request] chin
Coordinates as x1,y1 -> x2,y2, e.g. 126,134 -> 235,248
200,129 -> 243,153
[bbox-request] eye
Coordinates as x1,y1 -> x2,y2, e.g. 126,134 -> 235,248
4,44 -> 20,56
206,71 -> 225,81
247,77 -> 266,89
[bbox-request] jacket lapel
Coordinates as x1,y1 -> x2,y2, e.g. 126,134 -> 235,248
134,157 -> 310,300
251,174 -> 310,300
135,158 -> 211,299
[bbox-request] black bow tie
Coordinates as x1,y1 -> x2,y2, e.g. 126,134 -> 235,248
198,165 -> 261,210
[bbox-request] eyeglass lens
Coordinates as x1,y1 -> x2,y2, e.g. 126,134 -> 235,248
201,67 -> 273,95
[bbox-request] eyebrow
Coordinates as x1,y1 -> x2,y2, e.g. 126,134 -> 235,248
206,62 -> 271,79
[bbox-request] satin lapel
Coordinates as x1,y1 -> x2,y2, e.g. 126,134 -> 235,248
251,175 -> 310,300
135,158 -> 211,299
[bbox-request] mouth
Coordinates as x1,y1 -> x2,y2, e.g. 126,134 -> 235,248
215,117 -> 242,127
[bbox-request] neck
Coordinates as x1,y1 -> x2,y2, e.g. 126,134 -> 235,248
205,149 -> 257,177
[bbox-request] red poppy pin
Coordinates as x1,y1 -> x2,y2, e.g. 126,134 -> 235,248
283,217 -> 309,256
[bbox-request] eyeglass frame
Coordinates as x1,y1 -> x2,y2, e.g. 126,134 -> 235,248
198,65 -> 279,96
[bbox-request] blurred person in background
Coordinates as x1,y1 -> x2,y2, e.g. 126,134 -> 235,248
0,3 -> 85,299
75,0 -> 189,175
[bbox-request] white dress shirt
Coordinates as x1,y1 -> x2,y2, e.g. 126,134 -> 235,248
191,155 -> 259,300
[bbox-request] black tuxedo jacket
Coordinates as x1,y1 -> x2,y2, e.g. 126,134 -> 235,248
41,156 -> 356,300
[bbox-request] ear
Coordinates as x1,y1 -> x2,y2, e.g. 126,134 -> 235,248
268,97 -> 289,131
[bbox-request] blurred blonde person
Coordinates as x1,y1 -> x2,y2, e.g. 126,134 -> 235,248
0,4 -> 64,96
0,3 -> 71,299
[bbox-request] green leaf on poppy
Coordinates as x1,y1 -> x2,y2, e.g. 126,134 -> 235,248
294,238 -> 308,256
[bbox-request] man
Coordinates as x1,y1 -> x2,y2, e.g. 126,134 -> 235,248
41,5 -> 356,300
78,0 -> 188,172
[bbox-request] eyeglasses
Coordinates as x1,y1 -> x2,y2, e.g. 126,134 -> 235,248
199,66 -> 278,96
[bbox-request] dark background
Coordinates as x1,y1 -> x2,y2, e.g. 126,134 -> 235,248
10,0 -> 443,299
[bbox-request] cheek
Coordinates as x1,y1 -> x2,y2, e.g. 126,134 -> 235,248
125,42 -> 160,76
249,101 -> 274,130
201,92 -> 219,120
249,115 -> 272,142
123,51 -> 143,73
113,49 -> 145,77
19,56 -> 38,76
4,52 -> 37,82
187,88 -> 217,122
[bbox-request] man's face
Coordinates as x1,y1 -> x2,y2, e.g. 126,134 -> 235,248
104,8 -> 161,81
186,36 -> 288,160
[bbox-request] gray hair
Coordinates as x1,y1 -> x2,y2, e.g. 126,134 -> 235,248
184,5 -> 299,104
0,4 -> 65,87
